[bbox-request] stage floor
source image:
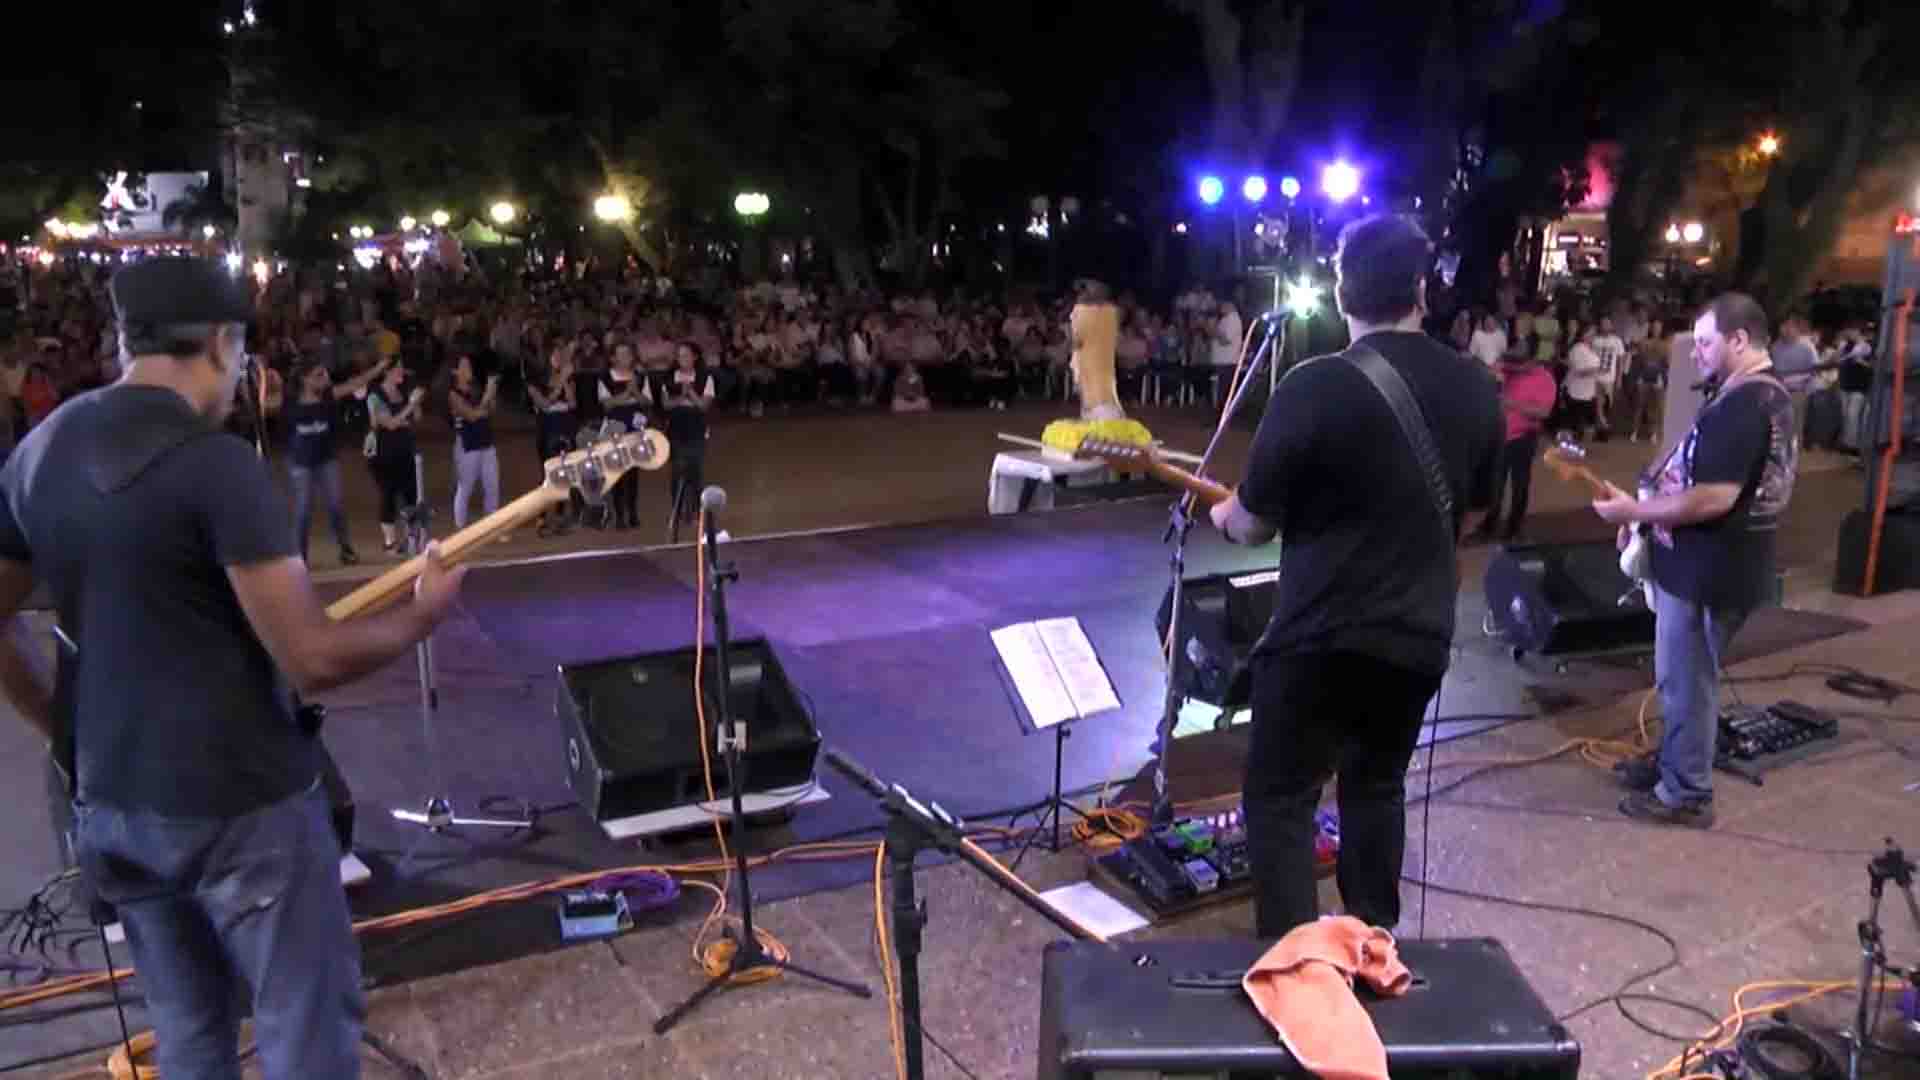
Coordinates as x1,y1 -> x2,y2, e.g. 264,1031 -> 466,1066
3,494 -> 1912,1078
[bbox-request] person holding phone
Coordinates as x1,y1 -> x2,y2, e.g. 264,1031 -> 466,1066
366,361 -> 426,554
647,342 -> 715,527
447,353 -> 500,529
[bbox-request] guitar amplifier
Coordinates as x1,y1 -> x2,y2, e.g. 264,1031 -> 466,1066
1484,541 -> 1654,656
1038,937 -> 1579,1079
556,638 -> 821,822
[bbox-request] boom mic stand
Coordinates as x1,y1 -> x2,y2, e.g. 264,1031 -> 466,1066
654,487 -> 871,1034
823,746 -> 1102,1080
1148,315 -> 1288,826
390,452 -> 528,870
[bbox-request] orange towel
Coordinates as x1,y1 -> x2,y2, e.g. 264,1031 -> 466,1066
1241,916 -> 1412,1080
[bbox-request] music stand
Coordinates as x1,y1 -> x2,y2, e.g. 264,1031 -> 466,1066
991,622 -> 1123,871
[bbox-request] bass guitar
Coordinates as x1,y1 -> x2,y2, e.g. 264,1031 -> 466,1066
1540,439 -> 1653,606
1072,437 -> 1235,507
326,425 -> 669,620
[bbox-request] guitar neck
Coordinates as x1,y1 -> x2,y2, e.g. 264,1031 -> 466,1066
325,486 -> 564,620
1153,462 -> 1234,506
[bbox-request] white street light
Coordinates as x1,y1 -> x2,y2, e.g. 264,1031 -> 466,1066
399,215 -> 418,232
594,194 -> 634,223
733,192 -> 770,218
430,209 -> 451,228
1681,221 -> 1705,244
1664,224 -> 1682,244
202,224 -> 216,239
489,201 -> 516,226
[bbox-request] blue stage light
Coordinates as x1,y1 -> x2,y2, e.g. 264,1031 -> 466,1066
1242,175 -> 1268,203
1197,176 -> 1225,206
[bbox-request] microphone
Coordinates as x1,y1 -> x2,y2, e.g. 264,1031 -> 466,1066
700,486 -> 727,513
822,747 -> 888,798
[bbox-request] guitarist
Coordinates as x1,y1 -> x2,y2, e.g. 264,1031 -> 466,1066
0,259 -> 467,1078
1591,292 -> 1797,829
1208,215 -> 1503,938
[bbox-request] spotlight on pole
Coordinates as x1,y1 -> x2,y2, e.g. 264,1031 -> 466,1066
1242,175 -> 1268,204
1279,176 -> 1301,200
430,209 -> 451,228
1321,161 -> 1360,203
593,194 -> 634,223
490,201 -> 516,226
1285,277 -> 1322,319
1197,175 -> 1225,206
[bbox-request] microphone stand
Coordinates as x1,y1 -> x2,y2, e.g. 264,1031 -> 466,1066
1148,315 -> 1287,826
654,495 -> 871,1034
823,747 -> 1102,1080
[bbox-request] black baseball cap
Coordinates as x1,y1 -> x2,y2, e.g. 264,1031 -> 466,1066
111,258 -> 253,328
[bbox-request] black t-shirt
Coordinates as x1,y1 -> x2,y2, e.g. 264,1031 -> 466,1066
1237,331 -> 1504,676
1647,377 -> 1797,610
368,384 -> 417,459
0,385 -> 312,817
450,387 -> 494,451
286,397 -> 338,467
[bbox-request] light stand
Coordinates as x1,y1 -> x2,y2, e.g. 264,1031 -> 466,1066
389,453 -> 527,868
1147,315 -> 1288,826
1847,838 -> 1920,1079
653,493 -> 870,1034
823,747 -> 1101,1080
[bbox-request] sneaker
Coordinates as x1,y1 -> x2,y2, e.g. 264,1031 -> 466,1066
1618,791 -> 1714,828
338,546 -> 360,567
1612,752 -> 1659,792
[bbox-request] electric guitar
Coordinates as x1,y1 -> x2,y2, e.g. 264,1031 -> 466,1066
1072,437 -> 1236,506
1541,439 -> 1653,605
326,425 -> 670,620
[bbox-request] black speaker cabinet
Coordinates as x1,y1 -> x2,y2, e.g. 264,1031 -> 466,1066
1155,569 -> 1278,710
556,638 -> 821,822
1834,507 -> 1920,596
1484,541 -> 1654,656
1038,937 -> 1579,1079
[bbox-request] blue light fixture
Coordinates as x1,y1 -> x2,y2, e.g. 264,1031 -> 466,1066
1197,176 -> 1225,206
1279,176 -> 1302,200
1242,175 -> 1268,204
1321,161 -> 1360,203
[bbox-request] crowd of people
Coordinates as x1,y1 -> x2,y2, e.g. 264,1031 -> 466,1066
0,255 -> 1879,563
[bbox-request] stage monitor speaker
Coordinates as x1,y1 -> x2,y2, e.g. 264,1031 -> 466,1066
1834,507 -> 1920,596
1484,541 -> 1654,656
1038,937 -> 1579,1079
1155,569 -> 1278,710
556,638 -> 821,823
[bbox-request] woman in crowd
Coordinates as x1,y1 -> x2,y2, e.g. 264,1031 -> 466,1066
273,353 -> 394,565
597,343 -> 647,529
366,361 -> 427,554
651,342 -> 716,531
528,348 -> 579,536
447,353 -> 502,530
891,362 -> 931,413
847,315 -> 882,405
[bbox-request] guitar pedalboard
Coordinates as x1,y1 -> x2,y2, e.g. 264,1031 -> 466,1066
1714,700 -> 1843,783
1094,807 -> 1338,919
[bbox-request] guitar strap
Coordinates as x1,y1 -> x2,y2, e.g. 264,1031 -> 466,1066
1342,341 -> 1456,543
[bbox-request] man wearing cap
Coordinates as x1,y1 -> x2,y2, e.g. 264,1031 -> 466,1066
0,258 -> 466,1077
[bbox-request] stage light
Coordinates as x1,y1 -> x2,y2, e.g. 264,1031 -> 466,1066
733,192 -> 770,218
399,215 -> 417,232
202,224 -> 216,239
295,178 -> 313,189
1242,175 -> 1268,203
1197,176 -> 1225,206
1285,277 -> 1322,319
490,201 -> 516,225
252,258 -> 269,286
1321,161 -> 1360,203
430,209 -> 451,228
1173,222 -> 1188,234
225,252 -> 242,272
1279,176 -> 1301,200
1681,221 -> 1705,244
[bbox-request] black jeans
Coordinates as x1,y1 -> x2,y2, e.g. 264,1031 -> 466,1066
1487,433 -> 1537,540
1244,650 -> 1441,938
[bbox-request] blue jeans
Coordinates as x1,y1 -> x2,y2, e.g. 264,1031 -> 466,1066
74,783 -> 364,1079
1652,584 -> 1750,808
289,460 -> 350,561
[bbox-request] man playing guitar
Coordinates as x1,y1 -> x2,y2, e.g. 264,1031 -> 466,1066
1207,215 -> 1503,938
0,259 -> 466,1078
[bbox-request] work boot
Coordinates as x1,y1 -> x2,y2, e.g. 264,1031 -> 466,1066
1618,791 -> 1714,829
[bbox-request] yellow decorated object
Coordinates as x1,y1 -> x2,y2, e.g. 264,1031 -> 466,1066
1041,418 -> 1154,454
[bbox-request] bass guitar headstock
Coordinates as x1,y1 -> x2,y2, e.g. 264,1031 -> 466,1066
544,421 -> 670,503
1541,436 -> 1614,499
1074,437 -> 1157,468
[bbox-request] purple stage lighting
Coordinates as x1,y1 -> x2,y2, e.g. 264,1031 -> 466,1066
1198,175 -> 1225,206
1321,161 -> 1360,203
1242,175 -> 1268,203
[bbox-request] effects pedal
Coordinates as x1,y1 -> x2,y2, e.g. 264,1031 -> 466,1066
557,889 -> 633,941
1714,700 -> 1844,783
1094,807 -> 1338,919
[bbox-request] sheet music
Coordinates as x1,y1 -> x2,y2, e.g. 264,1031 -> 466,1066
1033,617 -> 1121,721
990,622 -> 1076,729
